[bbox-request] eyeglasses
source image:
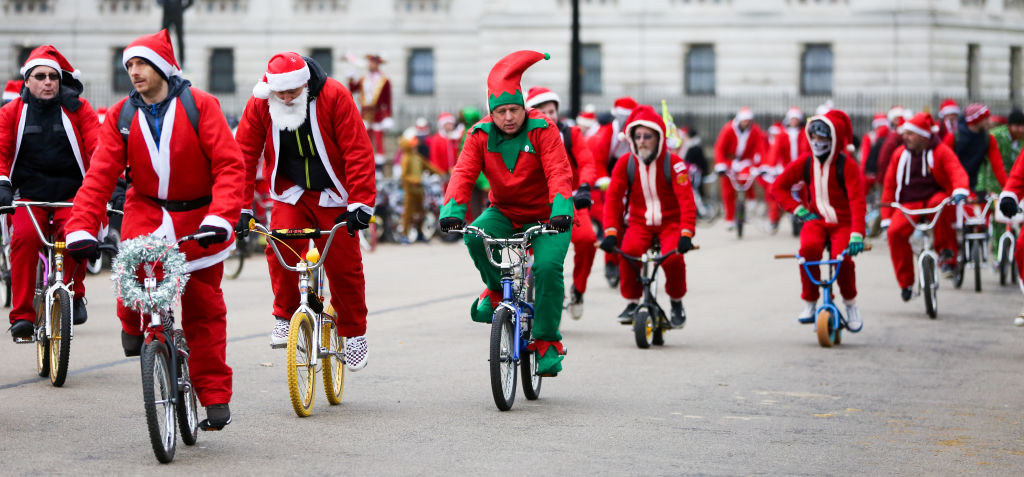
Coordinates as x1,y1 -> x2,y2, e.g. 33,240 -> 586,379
31,73 -> 60,82
633,133 -> 655,141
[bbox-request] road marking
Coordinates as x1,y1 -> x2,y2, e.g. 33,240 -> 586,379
0,291 -> 479,391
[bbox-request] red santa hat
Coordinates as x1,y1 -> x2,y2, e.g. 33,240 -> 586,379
2,80 -> 22,101
964,103 -> 990,126
887,106 -> 905,125
20,45 -> 80,80
623,104 -> 667,159
576,109 -> 597,130
252,52 -> 311,99
806,108 -> 855,156
437,112 -> 455,128
525,86 -> 560,109
735,107 -> 754,122
769,123 -> 782,136
486,50 -> 549,112
871,113 -> 888,129
612,96 -> 638,117
122,30 -> 181,79
783,107 -> 802,123
902,112 -> 938,138
938,98 -> 960,118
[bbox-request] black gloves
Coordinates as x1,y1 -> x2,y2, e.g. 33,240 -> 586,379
599,235 -> 618,253
195,225 -> 230,248
440,216 -> 465,233
0,180 -> 12,212
110,177 -> 127,212
573,184 -> 593,210
1000,196 -> 1019,219
549,215 -> 572,233
677,235 -> 694,254
235,211 -> 255,237
339,208 -> 373,237
66,238 -> 100,261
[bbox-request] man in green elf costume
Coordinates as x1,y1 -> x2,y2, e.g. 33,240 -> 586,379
439,50 -> 574,376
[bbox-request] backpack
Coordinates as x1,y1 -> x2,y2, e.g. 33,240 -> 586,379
864,134 -> 886,174
557,122 -> 578,169
625,151 -> 675,194
117,86 -> 200,144
803,153 -> 848,199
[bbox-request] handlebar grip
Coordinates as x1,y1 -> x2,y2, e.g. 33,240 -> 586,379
774,253 -> 798,259
97,243 -> 119,254
270,228 -> 323,239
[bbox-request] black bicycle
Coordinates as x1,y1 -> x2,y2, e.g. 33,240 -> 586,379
615,240 -> 695,349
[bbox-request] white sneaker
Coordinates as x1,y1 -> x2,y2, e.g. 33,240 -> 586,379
269,318 -> 289,349
345,335 -> 368,371
845,302 -> 863,332
798,301 -> 816,321
1015,308 -> 1024,327
568,287 -> 584,321
724,220 -> 736,231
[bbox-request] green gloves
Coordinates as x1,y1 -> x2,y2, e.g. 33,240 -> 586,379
847,233 -> 864,256
794,205 -> 820,222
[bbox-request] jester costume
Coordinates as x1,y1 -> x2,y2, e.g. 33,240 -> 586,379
440,51 -> 574,376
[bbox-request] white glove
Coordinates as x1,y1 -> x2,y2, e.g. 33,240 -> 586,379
713,164 -> 727,174
880,218 -> 890,230
379,117 -> 395,131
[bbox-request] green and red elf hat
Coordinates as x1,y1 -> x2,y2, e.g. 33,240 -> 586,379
487,50 -> 550,112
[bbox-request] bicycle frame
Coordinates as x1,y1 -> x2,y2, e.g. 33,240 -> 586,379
890,198 -> 952,294
956,198 -> 993,265
616,244 -> 676,322
789,249 -> 850,326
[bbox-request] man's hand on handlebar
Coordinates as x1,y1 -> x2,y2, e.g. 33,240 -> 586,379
67,238 -> 100,261
440,216 -> 465,233
599,234 -> 617,253
1000,196 -> 1019,219
794,205 -> 820,223
0,180 -> 12,212
677,235 -> 694,254
339,208 -> 372,237
235,210 -> 256,238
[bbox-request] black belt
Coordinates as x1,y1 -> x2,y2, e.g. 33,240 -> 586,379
145,195 -> 212,212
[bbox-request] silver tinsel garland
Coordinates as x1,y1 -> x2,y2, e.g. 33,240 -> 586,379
111,235 -> 190,314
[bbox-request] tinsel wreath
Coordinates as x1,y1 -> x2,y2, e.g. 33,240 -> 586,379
111,235 -> 190,314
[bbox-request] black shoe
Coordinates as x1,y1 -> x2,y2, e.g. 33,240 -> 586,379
200,403 -> 231,431
939,249 -> 956,278
122,331 -> 144,357
73,297 -> 87,325
605,263 -> 620,288
900,287 -> 913,302
670,300 -> 686,329
618,303 -> 639,324
9,319 -> 33,339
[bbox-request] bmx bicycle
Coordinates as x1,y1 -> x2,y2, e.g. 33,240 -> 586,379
720,166 -> 764,238
250,221 -> 346,417
952,196 -> 993,292
890,197 -> 953,319
454,224 -> 563,411
994,201 -> 1021,287
775,242 -> 870,348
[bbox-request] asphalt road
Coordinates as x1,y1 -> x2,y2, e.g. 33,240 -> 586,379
1,221 -> 1023,476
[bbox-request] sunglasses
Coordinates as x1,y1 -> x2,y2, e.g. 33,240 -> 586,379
633,133 -> 656,141
31,73 -> 60,82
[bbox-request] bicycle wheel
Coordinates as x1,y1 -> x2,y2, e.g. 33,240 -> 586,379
321,311 -> 345,405
48,289 -> 72,387
0,248 -> 11,307
286,312 -> 316,417
1000,239 -> 1010,286
35,319 -> 49,377
174,330 -> 199,446
736,198 -> 745,239
633,307 -> 653,349
141,340 -> 176,463
489,308 -> 517,411
86,256 -> 103,275
972,240 -> 982,293
223,238 -> 245,280
952,245 -> 965,289
652,307 -> 666,346
815,308 -> 835,348
922,255 -> 938,319
520,321 -> 542,401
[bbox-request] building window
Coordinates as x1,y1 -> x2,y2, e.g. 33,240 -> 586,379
310,47 -> 333,77
685,44 -> 715,96
967,43 -> 981,99
112,46 -> 133,92
16,45 -> 38,68
208,48 -> 235,94
1011,46 -> 1021,103
581,44 -> 602,94
407,48 -> 434,95
801,44 -> 833,96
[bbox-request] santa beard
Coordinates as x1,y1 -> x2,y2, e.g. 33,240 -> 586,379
637,147 -> 656,163
268,87 -> 309,131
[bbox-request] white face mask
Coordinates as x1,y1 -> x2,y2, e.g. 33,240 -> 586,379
811,139 -> 831,157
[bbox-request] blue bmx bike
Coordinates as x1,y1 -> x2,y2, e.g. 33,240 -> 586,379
775,242 -> 869,348
456,224 -> 562,411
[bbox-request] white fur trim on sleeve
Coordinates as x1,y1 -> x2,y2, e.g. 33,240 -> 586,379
952,188 -> 970,198
347,202 -> 373,216
66,230 -> 97,244
200,215 -> 233,235
999,190 -> 1019,203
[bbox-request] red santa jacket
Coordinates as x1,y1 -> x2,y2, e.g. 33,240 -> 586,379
769,125 -> 810,173
999,149 -> 1024,201
349,73 -> 391,124
441,109 -> 574,224
429,131 -> 458,174
603,105 -> 697,237
67,85 -> 245,270
714,120 -> 767,170
235,73 -> 376,215
881,142 -> 969,221
560,123 -> 597,189
0,95 -> 101,188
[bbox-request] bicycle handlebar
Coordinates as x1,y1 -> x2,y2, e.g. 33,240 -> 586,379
774,243 -> 872,262
252,221 -> 348,273
0,201 -> 121,249
889,197 -> 953,231
452,224 -> 557,269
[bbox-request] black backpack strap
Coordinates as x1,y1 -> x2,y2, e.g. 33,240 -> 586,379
626,154 -> 636,194
663,150 -> 673,185
558,122 -> 577,169
118,88 -> 200,144
178,86 -> 200,135
117,99 -> 138,145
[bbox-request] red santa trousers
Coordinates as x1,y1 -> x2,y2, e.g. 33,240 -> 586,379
266,191 -> 367,337
798,220 -> 857,302
1014,231 -> 1024,287
370,130 -> 385,156
887,192 -> 957,289
118,263 -> 232,406
570,206 -> 597,294
618,222 -> 687,300
720,175 -> 780,223
9,205 -> 87,323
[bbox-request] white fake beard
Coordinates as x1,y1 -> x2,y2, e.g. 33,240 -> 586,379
268,88 -> 309,131
637,147 -> 656,163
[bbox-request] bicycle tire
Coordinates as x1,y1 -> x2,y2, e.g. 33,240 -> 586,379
0,248 -> 11,307
35,319 -> 48,377
286,312 -> 316,417
520,318 -> 542,401
321,310 -> 345,406
736,199 -> 745,239
652,308 -> 666,346
815,308 -> 835,348
922,255 -> 938,319
489,308 -> 517,411
174,330 -> 199,446
972,240 -> 982,293
1000,238 -> 1011,286
86,256 -> 102,275
141,340 -> 176,463
952,245 -> 965,289
223,238 -> 245,280
633,308 -> 652,349
48,289 -> 72,387
421,209 -> 438,242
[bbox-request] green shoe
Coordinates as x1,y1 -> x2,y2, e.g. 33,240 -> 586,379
530,340 -> 565,376
470,290 -> 498,323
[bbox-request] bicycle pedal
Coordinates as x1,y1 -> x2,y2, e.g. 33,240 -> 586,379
12,336 -> 33,344
797,317 -> 815,325
199,419 -> 230,432
269,343 -> 286,350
